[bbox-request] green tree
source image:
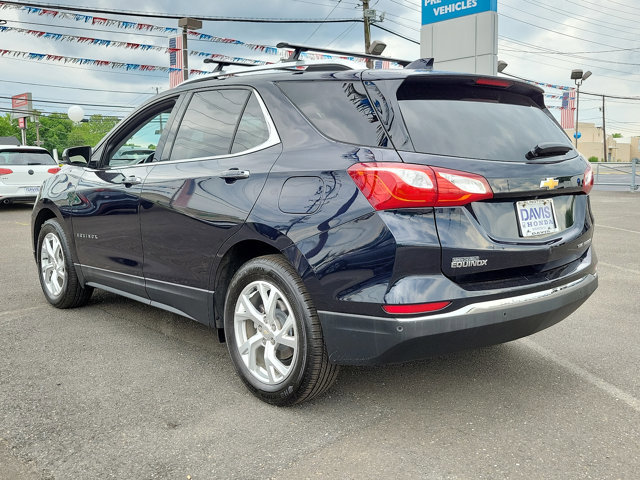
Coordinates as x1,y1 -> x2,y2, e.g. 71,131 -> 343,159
612,133 -> 623,138
67,115 -> 119,148
1,113 -> 120,153
0,114 -> 20,140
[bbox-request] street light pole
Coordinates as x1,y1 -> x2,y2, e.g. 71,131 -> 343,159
570,69 -> 591,150
601,96 -> 607,162
178,17 -> 203,83
575,81 -> 580,149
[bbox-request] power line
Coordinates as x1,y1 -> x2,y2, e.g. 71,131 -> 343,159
500,2 -> 640,43
0,78 -> 159,95
1,1 -> 364,23
371,23 -> 419,44
512,0 -> 640,35
3,18 -> 170,39
563,0 -> 640,23
499,13 -> 638,51
0,94 -> 135,108
383,16 -> 420,33
0,106 -> 124,118
304,0 -> 344,43
385,0 -> 419,13
0,53 -> 168,78
499,37 -> 640,77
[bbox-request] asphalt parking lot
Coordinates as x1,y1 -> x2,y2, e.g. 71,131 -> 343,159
1,190 -> 638,479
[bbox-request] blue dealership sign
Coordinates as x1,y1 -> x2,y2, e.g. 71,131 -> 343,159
422,0 -> 497,25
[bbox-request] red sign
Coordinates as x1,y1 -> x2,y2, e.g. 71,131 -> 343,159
12,93 -> 29,109
10,92 -> 33,120
18,117 -> 25,129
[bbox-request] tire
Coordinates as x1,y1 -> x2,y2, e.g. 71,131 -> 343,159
37,219 -> 93,309
224,254 -> 339,406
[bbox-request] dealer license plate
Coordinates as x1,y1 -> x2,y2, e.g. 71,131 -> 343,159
516,198 -> 559,237
24,186 -> 40,194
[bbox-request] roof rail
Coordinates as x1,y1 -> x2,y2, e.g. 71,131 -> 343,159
276,41 -> 411,67
181,59 -> 355,86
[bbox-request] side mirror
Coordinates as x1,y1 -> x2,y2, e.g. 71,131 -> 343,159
61,145 -> 92,165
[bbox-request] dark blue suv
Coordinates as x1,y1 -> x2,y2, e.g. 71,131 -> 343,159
31,58 -> 598,405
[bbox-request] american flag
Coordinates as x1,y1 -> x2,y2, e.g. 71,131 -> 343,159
169,36 -> 183,88
560,89 -> 576,129
373,59 -> 390,69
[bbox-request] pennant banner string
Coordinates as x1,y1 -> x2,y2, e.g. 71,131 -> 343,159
0,25 -> 273,65
0,2 -> 368,63
0,48 -> 210,75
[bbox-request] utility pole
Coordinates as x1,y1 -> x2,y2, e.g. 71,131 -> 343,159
362,0 -> 371,56
601,96 -> 607,162
362,0 -> 379,68
34,116 -> 43,147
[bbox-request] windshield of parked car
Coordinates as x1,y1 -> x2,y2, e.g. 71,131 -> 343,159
0,150 -> 56,165
397,80 -> 574,162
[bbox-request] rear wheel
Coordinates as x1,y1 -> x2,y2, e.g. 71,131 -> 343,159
224,255 -> 339,406
37,219 -> 93,308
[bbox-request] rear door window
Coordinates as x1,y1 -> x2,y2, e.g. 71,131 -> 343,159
278,80 -> 391,148
397,80 -> 573,162
170,89 -> 250,160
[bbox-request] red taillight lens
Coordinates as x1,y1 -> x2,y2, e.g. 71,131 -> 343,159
383,301 -> 451,315
476,78 -> 513,88
0,168 -> 13,175
48,167 -> 61,174
582,164 -> 594,194
347,162 -> 493,210
433,167 -> 494,205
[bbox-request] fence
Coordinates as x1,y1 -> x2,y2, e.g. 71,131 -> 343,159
593,159 -> 639,191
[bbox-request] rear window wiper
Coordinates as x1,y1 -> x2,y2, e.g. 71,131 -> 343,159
526,143 -> 573,160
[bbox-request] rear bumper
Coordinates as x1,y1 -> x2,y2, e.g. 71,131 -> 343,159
318,272 -> 598,365
0,186 -> 38,202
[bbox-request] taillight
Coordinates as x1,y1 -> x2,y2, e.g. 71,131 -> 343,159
383,301 -> 451,315
0,168 -> 13,175
48,167 -> 61,174
582,163 -> 594,194
347,162 -> 493,210
475,78 -> 513,88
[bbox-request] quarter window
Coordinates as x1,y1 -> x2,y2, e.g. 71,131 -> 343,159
278,80 -> 390,148
231,94 -> 270,154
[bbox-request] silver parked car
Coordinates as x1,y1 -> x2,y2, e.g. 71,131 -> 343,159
0,145 -> 60,205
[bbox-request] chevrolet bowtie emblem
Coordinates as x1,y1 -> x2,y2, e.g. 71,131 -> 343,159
540,178 -> 559,190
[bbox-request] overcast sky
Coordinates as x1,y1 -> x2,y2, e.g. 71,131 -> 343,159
1,0 -> 639,137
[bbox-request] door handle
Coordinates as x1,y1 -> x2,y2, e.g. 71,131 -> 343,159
219,169 -> 250,180
124,175 -> 143,186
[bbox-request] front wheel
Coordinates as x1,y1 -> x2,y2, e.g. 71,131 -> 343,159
224,255 -> 339,406
37,219 -> 93,308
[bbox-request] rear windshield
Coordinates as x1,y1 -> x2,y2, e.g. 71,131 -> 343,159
0,150 -> 56,165
397,82 -> 573,162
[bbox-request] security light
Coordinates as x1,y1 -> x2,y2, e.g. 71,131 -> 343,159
367,41 -> 387,56
571,69 -> 584,80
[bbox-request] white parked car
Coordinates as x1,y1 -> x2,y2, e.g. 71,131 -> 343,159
0,145 -> 60,205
